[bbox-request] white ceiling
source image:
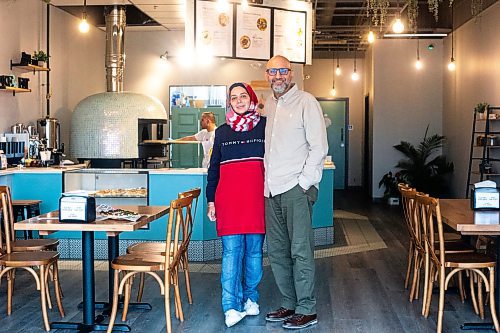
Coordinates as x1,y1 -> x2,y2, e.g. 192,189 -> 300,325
50,0 -> 185,31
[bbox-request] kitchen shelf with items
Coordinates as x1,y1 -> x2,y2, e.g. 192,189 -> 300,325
0,86 -> 31,96
63,169 -> 149,206
466,105 -> 500,197
10,51 -> 50,73
10,61 -> 50,73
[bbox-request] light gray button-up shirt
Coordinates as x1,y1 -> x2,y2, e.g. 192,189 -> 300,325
264,84 -> 328,197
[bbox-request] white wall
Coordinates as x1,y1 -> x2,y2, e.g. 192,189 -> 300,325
372,39 -> 444,198
442,1 -> 500,197
303,58 -> 365,187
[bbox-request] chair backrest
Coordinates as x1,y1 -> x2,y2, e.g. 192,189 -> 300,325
0,192 -> 15,254
399,187 -> 422,251
165,195 -> 194,271
177,188 -> 201,247
0,186 -> 15,248
415,193 -> 444,269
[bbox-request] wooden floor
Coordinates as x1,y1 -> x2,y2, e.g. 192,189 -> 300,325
0,190 -> 494,332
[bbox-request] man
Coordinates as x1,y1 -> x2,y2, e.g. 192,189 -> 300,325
178,111 -> 217,168
263,55 -> 328,329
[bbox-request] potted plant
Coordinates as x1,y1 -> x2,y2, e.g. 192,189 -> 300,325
378,171 -> 402,205
32,50 -> 50,67
393,125 -> 454,197
475,102 -> 489,119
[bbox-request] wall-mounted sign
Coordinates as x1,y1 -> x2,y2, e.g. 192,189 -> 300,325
235,5 -> 271,60
195,0 -> 234,57
273,9 -> 306,63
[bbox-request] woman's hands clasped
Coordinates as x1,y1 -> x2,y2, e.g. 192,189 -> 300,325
207,202 -> 216,221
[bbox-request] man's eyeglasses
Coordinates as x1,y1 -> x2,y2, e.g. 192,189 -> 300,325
266,68 -> 291,76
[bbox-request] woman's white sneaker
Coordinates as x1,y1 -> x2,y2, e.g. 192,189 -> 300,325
244,299 -> 260,316
224,309 -> 247,327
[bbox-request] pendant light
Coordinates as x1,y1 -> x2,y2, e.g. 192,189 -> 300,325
335,56 -> 341,76
415,39 -> 422,70
392,0 -> 405,34
79,0 -> 90,33
330,51 -> 337,96
367,30 -> 375,44
351,50 -> 359,81
448,4 -> 456,71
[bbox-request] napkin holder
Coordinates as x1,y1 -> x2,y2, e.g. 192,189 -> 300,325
59,194 -> 96,223
470,187 -> 500,210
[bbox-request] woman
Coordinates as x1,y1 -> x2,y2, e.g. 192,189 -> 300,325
206,82 -> 266,327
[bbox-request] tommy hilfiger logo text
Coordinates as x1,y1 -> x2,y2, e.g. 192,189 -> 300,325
221,138 -> 264,146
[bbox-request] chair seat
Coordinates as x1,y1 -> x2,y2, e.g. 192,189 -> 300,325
445,253 -> 496,269
111,254 -> 165,272
0,251 -> 59,266
436,240 -> 475,254
127,241 -> 177,256
12,239 -> 59,252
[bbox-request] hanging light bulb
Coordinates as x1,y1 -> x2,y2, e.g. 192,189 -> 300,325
448,4 -> 456,72
392,18 -> 404,33
367,30 -> 375,44
352,51 -> 359,81
79,0 -> 89,33
448,57 -> 456,71
242,0 -> 249,11
415,39 -> 422,70
331,51 -> 337,96
335,57 -> 341,76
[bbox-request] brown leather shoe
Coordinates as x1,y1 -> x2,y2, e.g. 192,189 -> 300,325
265,307 -> 295,322
282,313 -> 318,329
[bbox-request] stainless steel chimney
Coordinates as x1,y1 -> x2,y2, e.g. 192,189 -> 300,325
105,6 -> 125,92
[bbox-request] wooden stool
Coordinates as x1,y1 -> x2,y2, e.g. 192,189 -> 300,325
12,199 -> 41,239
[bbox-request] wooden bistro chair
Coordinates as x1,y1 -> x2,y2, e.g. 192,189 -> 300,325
106,195 -> 194,333
415,193 -> 500,333
0,193 -> 64,332
127,187 -> 201,304
0,186 -> 59,252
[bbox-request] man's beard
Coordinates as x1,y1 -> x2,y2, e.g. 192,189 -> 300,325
272,80 -> 289,94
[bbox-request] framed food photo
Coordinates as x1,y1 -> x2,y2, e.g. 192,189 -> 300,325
195,0 -> 234,57
273,9 -> 307,64
235,5 -> 271,60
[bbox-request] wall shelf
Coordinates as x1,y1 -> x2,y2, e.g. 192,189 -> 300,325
0,86 -> 31,96
10,60 -> 50,73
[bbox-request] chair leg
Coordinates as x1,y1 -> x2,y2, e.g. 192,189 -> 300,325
121,275 -> 132,321
106,270 -> 121,333
183,255 -> 193,304
410,254 -> 420,302
165,270 -> 172,333
405,242 -> 414,289
136,272 -> 145,302
488,268 -> 500,332
39,265 -> 50,332
458,271 -> 465,303
173,274 -> 184,322
52,262 -> 65,317
478,276 -> 485,319
422,250 -> 430,316
469,271 -> 479,316
424,264 -> 434,318
44,267 -> 53,310
437,269 -> 445,333
7,269 -> 13,315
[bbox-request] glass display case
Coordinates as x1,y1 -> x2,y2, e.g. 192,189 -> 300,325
63,169 -> 149,206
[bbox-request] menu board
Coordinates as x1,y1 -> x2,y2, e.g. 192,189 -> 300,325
195,0 -> 234,57
273,9 -> 306,63
235,5 -> 271,60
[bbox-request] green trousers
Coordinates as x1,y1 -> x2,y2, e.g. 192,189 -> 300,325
265,184 -> 318,315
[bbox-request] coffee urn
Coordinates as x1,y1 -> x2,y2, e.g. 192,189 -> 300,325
37,117 -> 60,150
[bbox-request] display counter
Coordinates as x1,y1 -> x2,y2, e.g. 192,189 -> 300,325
2,165 -> 334,261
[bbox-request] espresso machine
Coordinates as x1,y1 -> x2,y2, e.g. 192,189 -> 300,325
37,116 -> 64,165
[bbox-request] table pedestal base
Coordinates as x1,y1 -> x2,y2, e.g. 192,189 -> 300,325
461,322 -> 495,331
51,321 -> 130,332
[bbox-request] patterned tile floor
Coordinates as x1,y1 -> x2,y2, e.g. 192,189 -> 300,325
58,209 -> 386,274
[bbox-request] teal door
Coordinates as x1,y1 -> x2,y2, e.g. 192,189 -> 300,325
318,99 -> 348,189
170,106 -> 226,168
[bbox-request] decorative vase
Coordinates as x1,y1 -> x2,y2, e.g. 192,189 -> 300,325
37,61 -> 45,67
